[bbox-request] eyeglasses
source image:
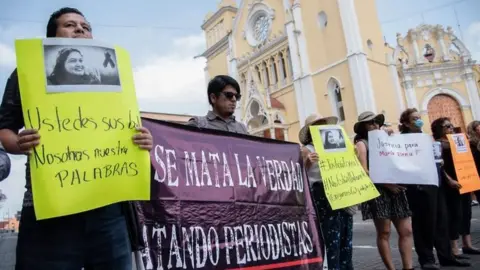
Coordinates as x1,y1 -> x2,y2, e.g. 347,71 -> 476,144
443,124 -> 454,129
221,91 -> 241,101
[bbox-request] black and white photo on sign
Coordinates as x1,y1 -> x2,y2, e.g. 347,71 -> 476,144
433,141 -> 443,162
43,38 -> 121,93
320,128 -> 346,152
452,134 -> 468,153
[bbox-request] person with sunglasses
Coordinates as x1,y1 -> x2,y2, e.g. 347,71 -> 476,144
400,110 -> 469,269
354,111 -> 414,270
431,117 -> 474,266
187,75 -> 248,134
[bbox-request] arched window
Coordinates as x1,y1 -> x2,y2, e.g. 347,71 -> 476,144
318,11 -> 328,29
328,78 -> 345,121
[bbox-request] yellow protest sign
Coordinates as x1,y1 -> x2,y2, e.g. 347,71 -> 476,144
15,38 -> 150,220
309,125 -> 379,210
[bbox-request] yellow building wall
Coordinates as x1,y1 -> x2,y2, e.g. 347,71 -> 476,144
368,61 -> 401,124
204,10 -> 236,48
463,109 -> 474,128
311,63 -> 358,137
355,0 -> 389,62
206,48 -> 228,78
474,65 -> 480,91
300,0 -> 348,71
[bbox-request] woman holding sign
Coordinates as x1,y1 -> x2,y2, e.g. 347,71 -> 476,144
299,114 -> 355,270
353,111 -> 414,270
400,109 -> 468,269
467,121 -> 480,203
432,118 -> 480,260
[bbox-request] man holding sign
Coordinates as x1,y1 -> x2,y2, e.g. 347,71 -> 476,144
0,7 -> 152,269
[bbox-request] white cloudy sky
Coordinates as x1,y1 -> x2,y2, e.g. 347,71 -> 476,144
0,0 -> 479,216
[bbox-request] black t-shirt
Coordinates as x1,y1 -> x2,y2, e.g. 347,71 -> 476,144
440,140 -> 457,181
0,69 -> 32,206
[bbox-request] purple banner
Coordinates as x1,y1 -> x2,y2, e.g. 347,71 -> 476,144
138,118 -> 324,270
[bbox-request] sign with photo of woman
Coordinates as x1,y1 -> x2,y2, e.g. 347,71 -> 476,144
309,125 -> 379,210
15,38 -> 150,219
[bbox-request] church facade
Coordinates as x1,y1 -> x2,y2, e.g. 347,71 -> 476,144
199,0 -> 480,142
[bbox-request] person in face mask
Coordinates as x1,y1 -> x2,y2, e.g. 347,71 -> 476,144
400,108 -> 469,269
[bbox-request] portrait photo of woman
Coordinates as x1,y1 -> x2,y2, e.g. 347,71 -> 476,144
321,129 -> 346,151
46,47 -> 101,86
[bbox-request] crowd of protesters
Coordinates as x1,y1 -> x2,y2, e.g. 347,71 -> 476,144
301,107 -> 480,270
1,5 -> 480,270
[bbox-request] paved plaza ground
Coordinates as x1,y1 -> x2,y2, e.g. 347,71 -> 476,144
2,207 -> 480,269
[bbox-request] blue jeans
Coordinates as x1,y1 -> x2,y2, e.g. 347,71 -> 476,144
15,204 -> 132,270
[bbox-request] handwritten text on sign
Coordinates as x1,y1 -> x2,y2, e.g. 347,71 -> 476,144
369,130 -> 438,186
309,125 -> 379,210
15,38 -> 150,220
28,107 -> 141,186
447,134 -> 480,194
139,119 -> 324,270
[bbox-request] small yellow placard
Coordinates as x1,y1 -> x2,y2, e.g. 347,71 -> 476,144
309,125 -> 379,209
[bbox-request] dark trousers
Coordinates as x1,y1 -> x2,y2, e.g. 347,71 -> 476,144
445,189 -> 472,240
321,211 -> 354,270
406,185 -> 454,265
461,193 -> 472,236
15,204 -> 132,270
311,182 -> 353,270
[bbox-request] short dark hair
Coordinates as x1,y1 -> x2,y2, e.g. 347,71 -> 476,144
207,75 -> 241,105
398,108 -> 418,133
46,7 -> 85,38
431,117 -> 450,140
